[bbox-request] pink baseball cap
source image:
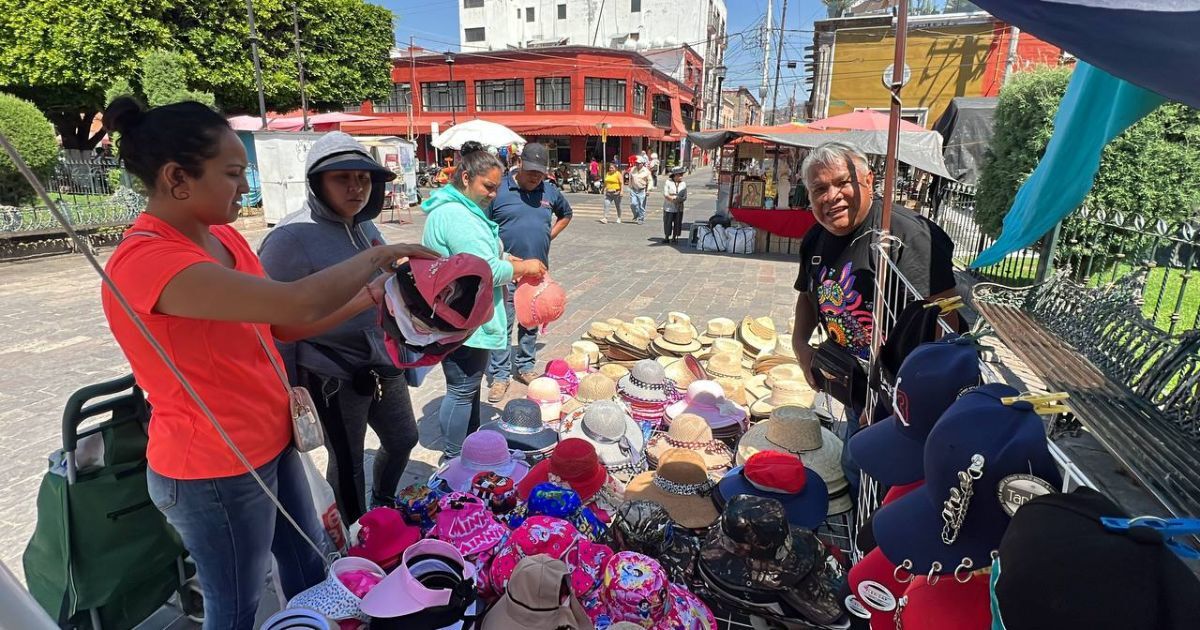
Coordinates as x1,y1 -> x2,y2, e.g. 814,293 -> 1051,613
359,538 -> 476,619
434,429 -> 530,493
348,507 -> 420,571
514,274 -> 566,329
407,254 -> 495,330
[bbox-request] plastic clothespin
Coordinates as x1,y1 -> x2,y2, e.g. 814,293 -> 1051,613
1100,516 -> 1200,559
924,295 -> 964,313
1031,403 -> 1072,416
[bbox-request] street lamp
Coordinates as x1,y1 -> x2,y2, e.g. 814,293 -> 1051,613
710,64 -> 727,183
444,51 -> 458,126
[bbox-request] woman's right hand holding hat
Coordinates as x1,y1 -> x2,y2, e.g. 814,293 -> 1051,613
509,255 -> 547,280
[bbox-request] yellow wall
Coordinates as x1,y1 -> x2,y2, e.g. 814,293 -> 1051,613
827,23 -> 997,127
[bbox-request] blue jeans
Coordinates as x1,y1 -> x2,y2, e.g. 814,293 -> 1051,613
629,190 -> 647,222
487,281 -> 538,384
439,344 -> 490,458
147,447 -> 329,630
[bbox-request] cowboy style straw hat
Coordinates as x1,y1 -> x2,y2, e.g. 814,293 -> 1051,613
738,316 -> 778,354
624,448 -> 719,529
736,405 -> 851,515
749,378 -> 817,418
659,311 -> 699,337
632,316 -> 659,337
746,364 -> 807,400
646,413 -> 734,476
661,355 -> 708,392
706,352 -> 752,382
572,340 -> 601,365
697,317 -> 737,346
584,321 -> 616,342
652,323 -> 703,356
564,352 -> 591,376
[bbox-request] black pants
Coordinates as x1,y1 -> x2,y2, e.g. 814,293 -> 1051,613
663,210 -> 683,240
301,369 -> 419,523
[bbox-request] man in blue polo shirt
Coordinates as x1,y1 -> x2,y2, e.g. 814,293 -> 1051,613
486,143 -> 573,402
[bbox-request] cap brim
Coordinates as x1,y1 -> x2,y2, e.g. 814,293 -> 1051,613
716,466 -> 829,530
310,156 -> 397,182
847,415 -> 926,487
521,161 -> 548,174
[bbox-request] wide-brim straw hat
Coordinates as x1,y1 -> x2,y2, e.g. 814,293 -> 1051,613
658,311 -> 699,338
572,340 -> 601,365
607,324 -> 653,353
632,316 -> 659,337
584,321 -> 616,342
736,405 -> 851,515
651,323 -> 703,355
600,363 -> 630,380
662,355 -> 707,390
747,365 -> 807,400
624,448 -> 719,529
738,316 -> 778,353
561,372 -> 618,416
697,317 -> 737,346
749,378 -> 817,417
646,413 -> 734,476
706,352 -> 752,382
715,377 -> 749,407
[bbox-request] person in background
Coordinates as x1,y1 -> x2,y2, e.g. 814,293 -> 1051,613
258,132 -> 419,523
628,156 -> 653,225
649,151 -> 661,187
421,141 -> 546,459
602,161 -> 624,224
661,166 -> 687,244
99,97 -> 435,629
486,143 -> 573,402
587,155 -> 600,193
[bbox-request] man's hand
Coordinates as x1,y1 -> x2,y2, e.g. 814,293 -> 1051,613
795,344 -> 819,391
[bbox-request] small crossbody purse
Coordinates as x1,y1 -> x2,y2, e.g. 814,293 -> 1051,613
255,328 -> 325,452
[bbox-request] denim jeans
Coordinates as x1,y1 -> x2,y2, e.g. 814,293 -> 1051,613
439,344 -> 490,458
629,190 -> 648,222
147,447 -> 329,630
487,281 -> 538,384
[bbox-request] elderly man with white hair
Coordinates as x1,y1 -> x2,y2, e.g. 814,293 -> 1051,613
791,142 -> 958,411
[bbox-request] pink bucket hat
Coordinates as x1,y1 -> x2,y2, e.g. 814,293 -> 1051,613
666,584 -> 718,629
348,507 -> 420,571
489,515 -> 611,602
359,538 -> 476,619
514,274 -> 567,329
544,359 -> 581,397
665,380 -> 748,430
429,492 -> 509,558
433,429 -> 530,493
599,551 -> 671,628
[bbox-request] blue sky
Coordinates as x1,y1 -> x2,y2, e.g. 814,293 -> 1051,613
379,0 -> 830,106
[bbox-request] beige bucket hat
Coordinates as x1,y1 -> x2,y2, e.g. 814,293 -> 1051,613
624,448 -> 719,529
735,405 -> 852,515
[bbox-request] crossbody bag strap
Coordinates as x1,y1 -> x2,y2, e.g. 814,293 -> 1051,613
253,327 -> 292,392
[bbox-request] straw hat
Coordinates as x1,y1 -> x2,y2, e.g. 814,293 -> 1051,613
562,372 -> 618,415
572,340 -> 601,365
715,377 -> 749,407
608,324 -> 652,353
651,323 -> 703,355
606,318 -> 626,327
662,355 -> 706,390
660,311 -> 699,337
749,379 -> 816,417
697,317 -> 737,346
747,364 -> 807,400
738,316 -> 778,353
633,316 -> 659,335
646,413 -> 734,476
706,352 -> 751,382
600,364 -> 629,380
736,405 -> 851,515
526,377 -> 564,424
585,321 -> 616,342
624,448 -> 719,529
564,352 -> 591,375
705,337 -> 745,359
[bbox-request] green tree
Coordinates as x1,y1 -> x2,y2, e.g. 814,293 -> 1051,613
0,0 -> 393,151
0,92 -> 59,204
140,49 -> 215,107
975,66 -> 1200,244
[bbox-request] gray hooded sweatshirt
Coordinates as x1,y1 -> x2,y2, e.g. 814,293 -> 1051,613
258,132 -> 391,381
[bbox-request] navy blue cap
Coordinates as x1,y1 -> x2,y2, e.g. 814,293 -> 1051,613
848,335 -> 982,486
871,382 -> 1062,575
715,465 -> 830,530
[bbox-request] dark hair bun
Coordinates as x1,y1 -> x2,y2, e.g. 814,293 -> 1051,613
103,97 -> 146,135
460,140 -> 485,156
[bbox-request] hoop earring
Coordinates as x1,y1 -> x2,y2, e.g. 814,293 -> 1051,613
926,561 -> 943,586
954,557 -> 974,584
892,559 -> 914,584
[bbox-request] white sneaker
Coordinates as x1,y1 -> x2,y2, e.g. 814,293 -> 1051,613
601,218 -> 608,224
616,219 -> 622,224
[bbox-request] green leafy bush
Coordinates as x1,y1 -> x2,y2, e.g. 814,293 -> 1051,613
0,92 -> 59,204
976,67 -> 1200,244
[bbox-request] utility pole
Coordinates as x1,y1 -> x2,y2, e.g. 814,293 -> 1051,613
245,0 -> 269,128
408,36 -> 417,141
292,4 -> 309,131
1002,24 -> 1021,84
768,0 -> 788,125
760,0 -> 772,102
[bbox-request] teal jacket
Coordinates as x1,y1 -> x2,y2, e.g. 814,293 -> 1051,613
421,185 -> 514,351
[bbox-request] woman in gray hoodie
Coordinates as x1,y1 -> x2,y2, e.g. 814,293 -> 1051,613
259,132 -> 417,522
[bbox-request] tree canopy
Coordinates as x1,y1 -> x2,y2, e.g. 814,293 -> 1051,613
0,0 -> 394,149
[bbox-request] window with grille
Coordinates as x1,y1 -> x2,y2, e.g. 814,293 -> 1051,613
584,77 -> 626,112
631,0 -> 642,12
525,7 -> 535,21
463,0 -> 484,8
422,81 -> 466,112
633,83 -> 647,115
464,27 -> 486,42
557,4 -> 566,19
373,83 -> 411,113
536,77 -> 571,111
476,79 -> 525,111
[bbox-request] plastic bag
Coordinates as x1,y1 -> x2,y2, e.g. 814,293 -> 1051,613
696,225 -> 727,252
300,449 -> 350,554
724,226 -> 756,255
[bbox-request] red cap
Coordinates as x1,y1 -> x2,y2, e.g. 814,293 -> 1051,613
408,254 -> 495,330
514,275 -> 566,329
848,548 -> 910,629
743,451 -> 808,494
517,438 -> 607,501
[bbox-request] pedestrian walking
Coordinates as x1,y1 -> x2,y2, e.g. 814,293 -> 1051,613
258,132 -> 420,523
99,97 -> 436,629
421,141 -> 546,459
661,166 -> 688,244
628,156 -> 652,224
486,143 -> 573,403
587,155 -> 600,193
602,162 -> 624,224
649,151 -> 661,187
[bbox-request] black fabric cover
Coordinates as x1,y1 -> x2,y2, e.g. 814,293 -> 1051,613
931,97 -> 997,186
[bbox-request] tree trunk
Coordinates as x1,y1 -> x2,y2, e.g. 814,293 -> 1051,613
50,110 -> 104,152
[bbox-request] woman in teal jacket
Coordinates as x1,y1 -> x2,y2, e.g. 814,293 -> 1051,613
421,142 -> 545,458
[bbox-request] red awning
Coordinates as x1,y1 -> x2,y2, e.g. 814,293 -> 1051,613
342,113 -> 665,138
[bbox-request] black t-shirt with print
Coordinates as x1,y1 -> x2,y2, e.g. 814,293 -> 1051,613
794,199 -> 955,360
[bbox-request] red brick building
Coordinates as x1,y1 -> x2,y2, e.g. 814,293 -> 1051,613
342,46 -> 701,166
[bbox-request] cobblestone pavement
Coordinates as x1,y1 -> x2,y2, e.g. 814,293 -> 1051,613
0,167 -> 806,594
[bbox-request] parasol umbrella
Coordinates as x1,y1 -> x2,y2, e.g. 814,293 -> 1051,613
432,118 -> 525,150
746,129 -> 955,180
808,109 -> 926,132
